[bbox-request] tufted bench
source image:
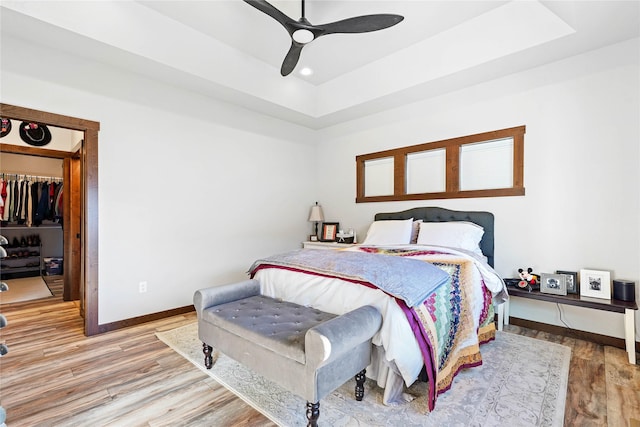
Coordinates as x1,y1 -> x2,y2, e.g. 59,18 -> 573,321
194,279 -> 382,427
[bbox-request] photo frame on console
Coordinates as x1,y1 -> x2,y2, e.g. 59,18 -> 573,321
579,269 -> 611,299
320,222 -> 339,242
556,270 -> 578,294
540,273 -> 567,296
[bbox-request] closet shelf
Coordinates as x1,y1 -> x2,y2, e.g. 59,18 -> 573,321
0,225 -> 62,230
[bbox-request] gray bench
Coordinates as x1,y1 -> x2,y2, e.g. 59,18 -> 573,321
193,279 -> 382,426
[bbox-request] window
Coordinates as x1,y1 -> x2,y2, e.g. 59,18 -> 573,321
364,157 -> 394,197
406,149 -> 446,194
356,126 -> 525,202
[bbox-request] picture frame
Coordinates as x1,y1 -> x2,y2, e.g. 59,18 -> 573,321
309,235 -> 318,242
579,269 -> 611,299
540,273 -> 567,296
319,222 -> 339,242
556,270 -> 578,294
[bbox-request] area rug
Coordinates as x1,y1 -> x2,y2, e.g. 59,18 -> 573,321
0,276 -> 53,304
157,323 -> 570,427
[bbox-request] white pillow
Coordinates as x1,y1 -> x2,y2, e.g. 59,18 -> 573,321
362,218 -> 414,245
416,221 -> 484,254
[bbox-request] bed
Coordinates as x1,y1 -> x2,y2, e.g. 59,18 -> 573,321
249,207 -> 507,411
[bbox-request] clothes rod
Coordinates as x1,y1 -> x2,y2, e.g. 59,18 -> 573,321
0,172 -> 62,182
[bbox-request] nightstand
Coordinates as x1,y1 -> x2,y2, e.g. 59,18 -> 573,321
302,241 -> 356,250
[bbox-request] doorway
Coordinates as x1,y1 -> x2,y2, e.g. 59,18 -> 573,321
0,103 -> 99,336
1,153 -> 65,304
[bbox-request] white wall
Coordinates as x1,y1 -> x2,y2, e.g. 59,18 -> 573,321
1,153 -> 63,178
316,38 -> 640,341
1,36 -> 318,324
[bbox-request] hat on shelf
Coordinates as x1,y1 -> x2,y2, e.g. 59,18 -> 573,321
0,118 -> 11,138
19,121 -> 52,146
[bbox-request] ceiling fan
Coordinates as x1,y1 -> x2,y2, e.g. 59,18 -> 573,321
243,0 -> 404,76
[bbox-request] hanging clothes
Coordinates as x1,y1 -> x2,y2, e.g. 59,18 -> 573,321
15,179 -> 23,223
7,179 -> 14,222
53,182 -> 63,222
0,175 -> 63,227
1,178 -> 10,223
0,178 -> 6,219
31,181 -> 40,225
34,181 -> 48,226
26,182 -> 33,227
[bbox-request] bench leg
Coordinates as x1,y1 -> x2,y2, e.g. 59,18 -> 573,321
355,369 -> 366,401
202,343 -> 214,369
306,401 -> 319,427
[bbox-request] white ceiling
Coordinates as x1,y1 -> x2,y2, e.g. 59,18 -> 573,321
138,1 -> 512,85
1,1 -> 639,129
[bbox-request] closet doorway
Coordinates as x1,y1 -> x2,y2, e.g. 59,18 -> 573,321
0,103 -> 99,336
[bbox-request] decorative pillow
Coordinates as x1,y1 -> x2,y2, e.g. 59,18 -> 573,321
362,218 -> 414,245
416,221 -> 484,254
410,219 -> 423,244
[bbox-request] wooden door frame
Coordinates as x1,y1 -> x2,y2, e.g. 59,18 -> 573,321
63,156 -> 82,302
0,103 -> 100,336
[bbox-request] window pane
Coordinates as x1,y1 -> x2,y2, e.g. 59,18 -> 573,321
460,138 -> 513,191
406,149 -> 445,194
364,157 -> 394,197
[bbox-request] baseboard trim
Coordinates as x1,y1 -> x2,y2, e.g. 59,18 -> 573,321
507,316 -> 640,353
96,307 -> 637,353
97,305 -> 195,334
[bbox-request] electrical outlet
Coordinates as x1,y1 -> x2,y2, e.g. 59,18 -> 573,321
139,281 -> 148,293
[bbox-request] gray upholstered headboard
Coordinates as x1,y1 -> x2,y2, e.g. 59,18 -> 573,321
374,207 -> 495,267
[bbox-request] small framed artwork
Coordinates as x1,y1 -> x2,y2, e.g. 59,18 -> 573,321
309,235 -> 318,242
579,269 -> 611,299
320,222 -> 339,242
540,273 -> 567,296
556,270 -> 578,294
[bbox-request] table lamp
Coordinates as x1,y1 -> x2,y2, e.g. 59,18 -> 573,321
308,202 -> 324,241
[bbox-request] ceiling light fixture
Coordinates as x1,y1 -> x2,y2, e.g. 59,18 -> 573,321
292,29 -> 314,44
299,67 -> 313,76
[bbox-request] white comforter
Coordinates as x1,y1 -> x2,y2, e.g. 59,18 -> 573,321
254,244 -> 505,405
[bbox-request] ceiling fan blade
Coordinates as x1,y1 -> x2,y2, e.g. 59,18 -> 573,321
319,14 -> 404,36
281,42 -> 304,76
243,0 -> 294,29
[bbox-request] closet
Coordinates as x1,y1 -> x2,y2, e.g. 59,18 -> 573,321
1,156 -> 64,281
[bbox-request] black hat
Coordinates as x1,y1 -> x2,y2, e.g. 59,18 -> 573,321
19,122 -> 52,146
0,118 -> 11,138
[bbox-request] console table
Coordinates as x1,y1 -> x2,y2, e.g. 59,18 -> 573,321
500,287 -> 638,364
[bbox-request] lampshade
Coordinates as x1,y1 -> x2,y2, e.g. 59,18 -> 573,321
308,203 -> 324,222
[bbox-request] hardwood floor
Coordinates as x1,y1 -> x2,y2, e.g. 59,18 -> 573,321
42,274 -> 64,297
506,324 -> 640,427
1,292 -> 638,426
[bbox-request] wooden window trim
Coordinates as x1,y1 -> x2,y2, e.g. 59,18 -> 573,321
356,126 -> 526,203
